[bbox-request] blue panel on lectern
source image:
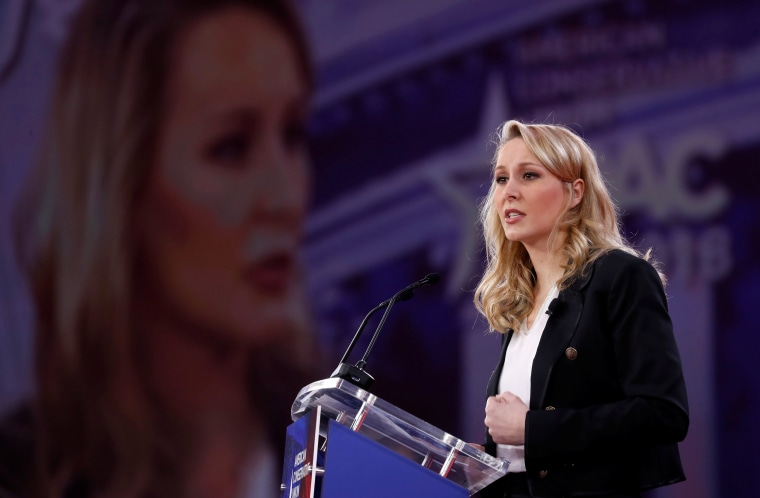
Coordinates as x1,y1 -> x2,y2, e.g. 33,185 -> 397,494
320,420 -> 467,498
281,412 -> 313,498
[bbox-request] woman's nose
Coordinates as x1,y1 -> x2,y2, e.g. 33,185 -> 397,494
502,178 -> 519,199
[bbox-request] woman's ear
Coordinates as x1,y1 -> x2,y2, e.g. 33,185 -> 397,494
570,179 -> 584,208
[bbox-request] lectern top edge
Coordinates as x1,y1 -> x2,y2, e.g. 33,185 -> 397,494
289,377 -> 509,495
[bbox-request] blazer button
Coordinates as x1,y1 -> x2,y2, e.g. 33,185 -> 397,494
538,469 -> 548,478
565,347 -> 578,360
545,406 -> 556,411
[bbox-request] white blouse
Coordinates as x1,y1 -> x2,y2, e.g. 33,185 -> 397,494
496,283 -> 559,473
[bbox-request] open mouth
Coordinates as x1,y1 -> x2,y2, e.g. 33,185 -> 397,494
504,210 -> 525,222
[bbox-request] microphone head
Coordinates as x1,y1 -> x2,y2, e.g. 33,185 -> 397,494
546,298 -> 562,316
395,273 -> 442,301
422,273 -> 441,286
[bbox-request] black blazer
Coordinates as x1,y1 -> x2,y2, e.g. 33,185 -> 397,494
482,250 -> 688,497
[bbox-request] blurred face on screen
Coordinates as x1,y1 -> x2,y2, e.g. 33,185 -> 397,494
136,6 -> 310,346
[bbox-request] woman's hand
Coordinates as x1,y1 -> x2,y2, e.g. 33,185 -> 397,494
484,392 -> 529,445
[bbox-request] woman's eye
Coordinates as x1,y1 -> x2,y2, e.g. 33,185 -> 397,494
495,175 -> 507,184
523,172 -> 539,180
207,134 -> 249,165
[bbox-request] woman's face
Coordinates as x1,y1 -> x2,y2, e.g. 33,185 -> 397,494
136,6 -> 310,345
493,138 -> 581,252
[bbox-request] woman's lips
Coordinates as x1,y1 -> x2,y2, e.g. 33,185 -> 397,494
504,209 -> 525,224
244,253 -> 294,293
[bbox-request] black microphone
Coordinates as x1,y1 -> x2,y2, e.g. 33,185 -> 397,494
335,287 -> 420,366
546,298 -> 562,316
331,273 -> 440,389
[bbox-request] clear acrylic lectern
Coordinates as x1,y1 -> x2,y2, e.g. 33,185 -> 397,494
281,377 -> 508,498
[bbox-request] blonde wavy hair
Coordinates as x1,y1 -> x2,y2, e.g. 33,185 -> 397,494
14,0 -> 311,495
473,120 -> 663,334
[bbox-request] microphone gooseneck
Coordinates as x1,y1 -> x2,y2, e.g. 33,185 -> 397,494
331,273 -> 441,389
338,300 -> 389,365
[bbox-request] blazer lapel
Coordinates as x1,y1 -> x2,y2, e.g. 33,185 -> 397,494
485,330 -> 513,453
486,330 -> 513,397
529,266 -> 594,409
